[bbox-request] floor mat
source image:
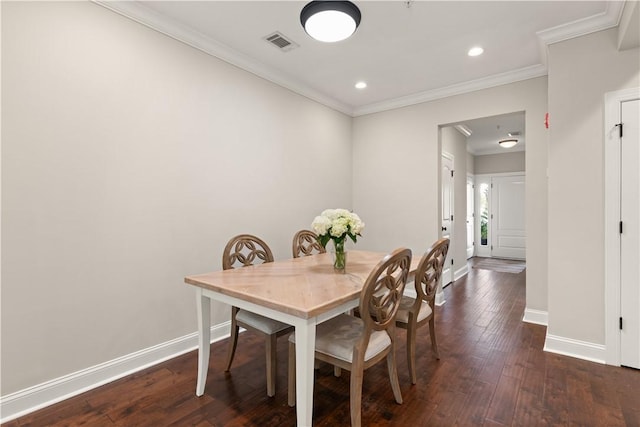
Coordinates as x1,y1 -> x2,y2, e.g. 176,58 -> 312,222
473,258 -> 526,274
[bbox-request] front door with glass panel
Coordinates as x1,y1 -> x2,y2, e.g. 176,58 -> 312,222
466,175 -> 475,259
475,178 -> 491,257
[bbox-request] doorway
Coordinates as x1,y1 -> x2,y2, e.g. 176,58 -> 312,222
463,112 -> 526,260
439,112 -> 527,293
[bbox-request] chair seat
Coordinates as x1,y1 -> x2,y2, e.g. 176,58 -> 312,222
395,296 -> 432,324
289,313 -> 391,363
236,309 -> 291,335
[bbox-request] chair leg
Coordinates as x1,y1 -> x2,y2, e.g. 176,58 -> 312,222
350,357 -> 364,427
386,347 -> 403,404
406,320 -> 418,385
334,366 -> 342,377
287,341 -> 296,407
266,333 -> 277,397
225,307 -> 240,372
428,317 -> 440,359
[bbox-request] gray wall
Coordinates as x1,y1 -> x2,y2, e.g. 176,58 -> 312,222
2,2 -> 352,394
467,152 -> 475,175
475,151 -> 525,175
547,28 -> 640,345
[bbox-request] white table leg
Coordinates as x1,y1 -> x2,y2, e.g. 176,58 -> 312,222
295,320 -> 316,427
196,288 -> 210,396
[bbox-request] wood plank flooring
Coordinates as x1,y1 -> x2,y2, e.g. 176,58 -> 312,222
5,258 -> 640,426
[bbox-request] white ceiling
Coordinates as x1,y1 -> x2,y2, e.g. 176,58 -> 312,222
456,111 -> 525,156
97,1 -> 629,154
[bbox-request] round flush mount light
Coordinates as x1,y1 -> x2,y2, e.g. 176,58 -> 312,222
498,139 -> 518,148
300,1 -> 361,43
355,81 -> 367,89
468,46 -> 484,57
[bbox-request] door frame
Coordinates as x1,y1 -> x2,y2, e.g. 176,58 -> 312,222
466,174 -> 475,259
604,87 -> 640,366
437,151 -> 454,306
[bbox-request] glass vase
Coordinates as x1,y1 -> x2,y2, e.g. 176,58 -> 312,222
333,239 -> 347,273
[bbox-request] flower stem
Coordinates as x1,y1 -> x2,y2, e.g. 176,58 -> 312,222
333,239 -> 346,272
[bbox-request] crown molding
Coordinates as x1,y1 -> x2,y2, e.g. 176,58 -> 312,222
93,1 -> 354,116
94,1 -> 624,119
537,1 -> 624,46
536,1 -> 624,66
358,2 -> 624,117
352,64 -> 548,117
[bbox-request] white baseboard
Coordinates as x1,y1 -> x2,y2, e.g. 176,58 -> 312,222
0,322 -> 230,423
435,291 -> 446,306
543,333 -> 606,364
522,308 -> 548,326
453,264 -> 469,281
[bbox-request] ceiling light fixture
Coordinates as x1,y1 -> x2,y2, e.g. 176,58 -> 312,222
468,46 -> 484,57
300,1 -> 361,43
355,81 -> 367,89
498,139 -> 518,148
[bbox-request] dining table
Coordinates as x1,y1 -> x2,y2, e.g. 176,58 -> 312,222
184,250 -> 417,427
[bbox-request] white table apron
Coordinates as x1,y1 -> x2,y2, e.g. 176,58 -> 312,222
195,286 -> 359,427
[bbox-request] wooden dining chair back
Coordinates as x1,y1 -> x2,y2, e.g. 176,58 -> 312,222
222,234 -> 293,397
292,229 -> 326,258
395,237 -> 449,384
222,234 -> 274,269
288,248 -> 412,427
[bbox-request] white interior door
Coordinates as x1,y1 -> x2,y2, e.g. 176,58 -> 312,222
491,175 -> 526,259
466,175 -> 475,259
441,153 -> 454,286
620,97 -> 640,369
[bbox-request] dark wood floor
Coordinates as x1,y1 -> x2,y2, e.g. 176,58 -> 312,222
5,258 -> 640,426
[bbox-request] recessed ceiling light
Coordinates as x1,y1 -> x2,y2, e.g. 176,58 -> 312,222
355,81 -> 367,89
468,46 -> 484,57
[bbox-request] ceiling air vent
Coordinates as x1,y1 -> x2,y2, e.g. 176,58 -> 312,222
264,32 -> 299,52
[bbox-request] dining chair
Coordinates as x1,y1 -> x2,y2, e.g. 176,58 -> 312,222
292,229 -> 326,258
395,237 -> 449,384
222,234 -> 293,397
288,248 -> 412,427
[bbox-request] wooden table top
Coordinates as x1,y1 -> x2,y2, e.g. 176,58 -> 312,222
185,250 -> 414,319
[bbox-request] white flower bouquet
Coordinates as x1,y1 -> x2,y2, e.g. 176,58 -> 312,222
311,209 -> 364,271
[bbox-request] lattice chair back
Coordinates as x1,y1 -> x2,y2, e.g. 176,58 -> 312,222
360,248 -> 412,333
292,229 -> 326,258
415,238 -> 450,306
222,234 -> 274,270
